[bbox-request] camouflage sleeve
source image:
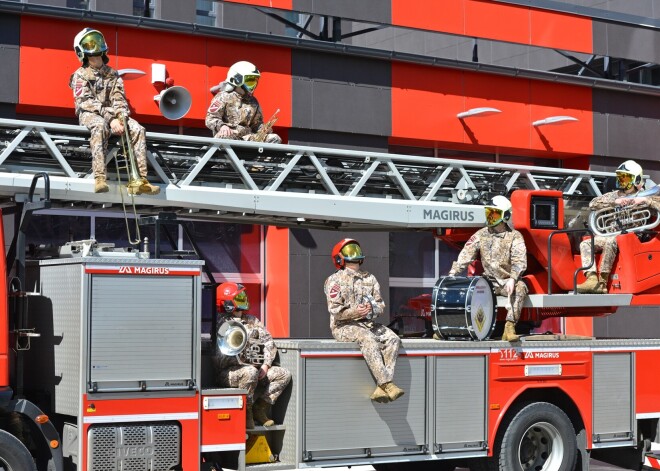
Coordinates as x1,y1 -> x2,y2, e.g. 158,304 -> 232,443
107,74 -> 129,122
246,316 -> 276,368
509,231 -> 527,281
644,195 -> 660,212
324,276 -> 362,322
251,105 -> 265,133
450,231 -> 481,275
70,71 -> 103,116
205,95 -> 227,135
589,191 -> 618,211
370,275 -> 385,317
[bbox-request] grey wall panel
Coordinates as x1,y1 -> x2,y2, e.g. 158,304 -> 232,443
0,15 -> 19,105
593,353 -> 633,441
154,0 -> 195,22
288,229 -> 390,338
595,306 -> 660,338
287,129 -> 390,153
291,50 -> 391,136
89,0 -> 134,15
303,356 -> 426,456
593,114 -> 660,161
593,89 -> 660,120
215,2 -> 288,35
593,21 -> 660,64
293,0 -> 391,25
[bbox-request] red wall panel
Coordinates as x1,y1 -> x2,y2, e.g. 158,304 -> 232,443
392,0 -> 592,54
392,62 -> 593,156
18,16 -> 291,128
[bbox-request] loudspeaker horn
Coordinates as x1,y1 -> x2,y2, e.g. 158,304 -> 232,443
154,86 -> 192,120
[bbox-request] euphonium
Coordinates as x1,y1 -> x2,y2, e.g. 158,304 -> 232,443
217,319 -> 248,356
588,204 -> 660,237
118,114 -> 143,195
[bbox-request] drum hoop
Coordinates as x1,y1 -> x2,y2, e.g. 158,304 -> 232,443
465,276 -> 496,341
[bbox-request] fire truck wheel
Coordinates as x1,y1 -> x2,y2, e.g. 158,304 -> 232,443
499,402 -> 577,471
0,429 -> 37,471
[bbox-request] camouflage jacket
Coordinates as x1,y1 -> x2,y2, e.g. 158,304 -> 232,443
589,189 -> 660,212
69,65 -> 129,121
215,313 -> 276,369
205,82 -> 264,137
324,267 -> 386,331
450,225 -> 527,285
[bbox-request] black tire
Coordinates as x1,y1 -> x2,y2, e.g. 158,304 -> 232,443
498,402 -> 577,471
0,429 -> 36,471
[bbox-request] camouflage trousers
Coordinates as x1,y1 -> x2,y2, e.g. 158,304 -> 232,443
214,129 -> 282,144
217,364 -> 291,406
580,236 -> 618,274
491,279 -> 528,323
79,112 -> 148,179
332,322 -> 400,386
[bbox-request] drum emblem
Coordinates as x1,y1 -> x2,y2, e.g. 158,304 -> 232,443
474,306 -> 486,332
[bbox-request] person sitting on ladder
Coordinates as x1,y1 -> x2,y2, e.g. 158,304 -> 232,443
448,195 -> 528,342
69,28 -> 160,195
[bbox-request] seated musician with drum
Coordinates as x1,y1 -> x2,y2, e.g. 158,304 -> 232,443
324,239 -> 405,403
214,282 -> 291,429
448,196 -> 528,342
578,160 -> 660,294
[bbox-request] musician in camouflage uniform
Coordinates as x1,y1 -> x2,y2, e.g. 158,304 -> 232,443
324,239 -> 404,403
449,196 -> 528,342
205,61 -> 282,144
578,160 -> 660,294
69,28 -> 159,195
214,282 -> 291,429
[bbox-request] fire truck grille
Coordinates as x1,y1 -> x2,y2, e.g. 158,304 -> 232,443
88,422 -> 181,471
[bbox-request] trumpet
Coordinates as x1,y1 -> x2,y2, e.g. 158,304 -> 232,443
588,204 -> 660,237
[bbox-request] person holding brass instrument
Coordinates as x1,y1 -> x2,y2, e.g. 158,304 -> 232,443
448,196 -> 528,342
578,160 -> 660,294
205,61 -> 282,144
69,28 -> 160,195
214,282 -> 291,429
324,239 -> 404,403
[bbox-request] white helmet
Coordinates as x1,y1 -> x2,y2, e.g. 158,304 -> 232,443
616,160 -> 643,190
484,195 -> 512,227
226,61 -> 260,93
73,28 -> 108,65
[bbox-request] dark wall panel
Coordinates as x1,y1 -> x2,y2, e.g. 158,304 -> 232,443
0,15 -> 19,106
90,0 -> 134,14
215,2 -> 288,35
154,0 -> 195,22
293,0 -> 391,24
289,229 -> 390,338
595,307 -> 660,338
593,21 -> 660,64
288,129 -> 389,152
291,50 -> 391,137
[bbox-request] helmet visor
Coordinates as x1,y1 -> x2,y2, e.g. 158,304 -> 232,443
233,289 -> 249,311
243,75 -> 259,92
80,31 -> 107,56
616,171 -> 634,189
484,207 -> 503,226
341,243 -> 364,261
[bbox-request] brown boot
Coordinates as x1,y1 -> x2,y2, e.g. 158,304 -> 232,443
138,177 -> 160,195
370,386 -> 390,403
381,382 -> 405,402
94,176 -> 109,193
252,399 -> 274,427
598,272 -> 610,294
501,321 -> 520,342
577,272 -> 600,294
246,405 -> 255,430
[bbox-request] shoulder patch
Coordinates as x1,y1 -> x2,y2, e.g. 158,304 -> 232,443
74,79 -> 85,97
208,99 -> 221,113
329,283 -> 340,299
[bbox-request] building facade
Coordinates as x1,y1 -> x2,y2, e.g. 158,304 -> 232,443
1,0 -> 659,338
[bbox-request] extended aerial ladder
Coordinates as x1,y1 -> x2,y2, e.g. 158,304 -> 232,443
0,117 -> 653,316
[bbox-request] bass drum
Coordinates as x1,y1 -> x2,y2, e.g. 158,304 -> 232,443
431,276 -> 496,341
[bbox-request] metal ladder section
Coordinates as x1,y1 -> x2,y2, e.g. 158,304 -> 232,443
0,117 -> 615,230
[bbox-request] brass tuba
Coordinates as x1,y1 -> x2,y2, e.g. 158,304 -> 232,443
588,204 -> 660,237
217,319 -> 248,356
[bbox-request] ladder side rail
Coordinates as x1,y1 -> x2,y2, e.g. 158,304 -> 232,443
146,149 -> 173,184
422,166 -> 453,202
385,161 -> 416,201
0,128 -> 32,166
264,151 -> 303,192
220,144 -> 259,191
36,127 -> 77,178
347,160 -> 381,197
179,145 -> 220,187
307,152 -> 341,196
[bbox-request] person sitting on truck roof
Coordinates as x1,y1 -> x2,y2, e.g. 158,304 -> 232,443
69,27 -> 160,195
324,238 -> 405,403
205,61 -> 282,144
577,160 -> 660,294
213,282 -> 291,429
448,195 -> 528,342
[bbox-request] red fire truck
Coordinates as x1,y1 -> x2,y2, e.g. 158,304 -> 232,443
1,118 -> 660,471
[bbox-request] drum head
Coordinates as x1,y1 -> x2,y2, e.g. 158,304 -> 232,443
467,277 -> 496,341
